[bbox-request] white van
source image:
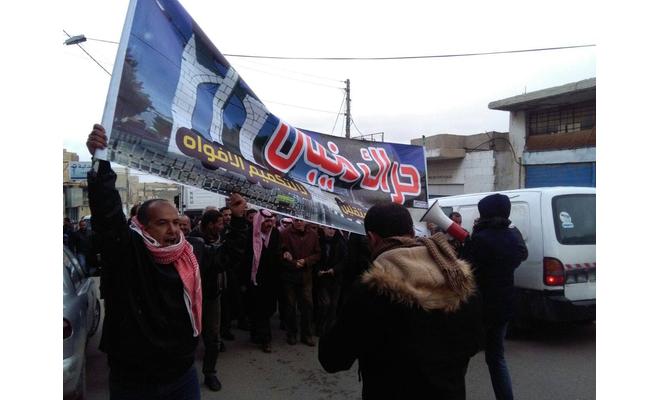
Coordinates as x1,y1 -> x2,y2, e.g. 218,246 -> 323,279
429,187 -> 595,323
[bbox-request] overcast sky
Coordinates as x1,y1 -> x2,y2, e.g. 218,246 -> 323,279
56,0 -> 596,166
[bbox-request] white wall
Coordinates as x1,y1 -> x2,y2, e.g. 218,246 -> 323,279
426,149 -> 497,196
508,111 -> 527,188
463,151 -> 496,193
523,148 -> 596,165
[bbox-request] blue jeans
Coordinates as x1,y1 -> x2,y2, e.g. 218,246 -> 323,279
485,322 -> 514,400
109,366 -> 200,400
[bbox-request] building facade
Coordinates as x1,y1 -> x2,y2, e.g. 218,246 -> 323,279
63,149 -> 179,222
410,131 -> 518,198
63,150 -> 87,221
488,77 -> 596,188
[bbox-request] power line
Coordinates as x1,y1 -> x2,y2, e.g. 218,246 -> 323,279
73,35 -> 340,82
65,31 -> 345,94
231,62 -> 343,89
262,100 -> 338,115
351,118 -> 364,136
230,57 -> 344,83
63,30 -> 112,76
82,37 -> 120,45
63,32 -> 341,117
331,95 -> 346,135
65,33 -> 595,61
223,44 -> 595,61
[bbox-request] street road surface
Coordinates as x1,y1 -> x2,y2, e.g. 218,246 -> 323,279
85,299 -> 595,400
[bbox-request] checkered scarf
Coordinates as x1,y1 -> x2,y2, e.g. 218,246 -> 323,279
251,210 -> 274,286
129,217 -> 202,337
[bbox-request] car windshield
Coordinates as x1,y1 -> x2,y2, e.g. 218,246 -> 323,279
552,194 -> 596,245
63,250 -> 82,294
63,267 -> 73,295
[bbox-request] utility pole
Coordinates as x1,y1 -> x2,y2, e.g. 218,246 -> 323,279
345,79 -> 351,138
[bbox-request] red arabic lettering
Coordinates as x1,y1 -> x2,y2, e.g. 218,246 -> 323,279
356,148 -> 390,192
370,148 -> 392,192
264,122 -> 304,173
264,121 -> 421,202
302,131 -> 359,182
390,162 -> 422,204
356,163 -> 377,190
306,169 -> 318,185
303,133 -> 342,175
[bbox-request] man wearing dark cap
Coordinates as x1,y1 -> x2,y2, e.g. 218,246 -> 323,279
463,193 -> 528,400
319,202 -> 483,399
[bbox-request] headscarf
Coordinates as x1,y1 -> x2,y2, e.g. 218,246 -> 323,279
251,209 -> 274,285
478,193 -> 511,219
278,217 -> 292,233
129,216 -> 202,337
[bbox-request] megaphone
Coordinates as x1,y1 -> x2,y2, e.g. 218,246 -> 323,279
420,201 -> 469,242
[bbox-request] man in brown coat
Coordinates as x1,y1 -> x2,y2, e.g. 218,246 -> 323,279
279,218 -> 321,346
319,203 -> 484,400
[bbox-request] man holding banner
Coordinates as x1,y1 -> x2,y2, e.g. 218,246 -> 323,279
87,124 -> 202,400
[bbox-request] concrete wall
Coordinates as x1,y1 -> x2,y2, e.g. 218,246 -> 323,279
427,158 -> 465,186
463,151 -> 496,194
419,131 -> 516,197
508,111 -> 527,188
494,148 -> 518,190
413,134 -> 466,149
426,158 -> 466,197
425,149 -> 499,196
523,148 -> 596,165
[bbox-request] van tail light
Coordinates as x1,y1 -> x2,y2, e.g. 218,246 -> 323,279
64,319 -> 73,339
543,257 -> 565,286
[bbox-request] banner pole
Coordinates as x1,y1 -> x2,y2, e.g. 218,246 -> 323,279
96,0 -> 139,161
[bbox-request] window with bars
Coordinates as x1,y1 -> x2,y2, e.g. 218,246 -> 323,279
527,101 -> 595,136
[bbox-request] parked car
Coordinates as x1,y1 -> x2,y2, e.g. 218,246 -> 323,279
64,247 -> 101,400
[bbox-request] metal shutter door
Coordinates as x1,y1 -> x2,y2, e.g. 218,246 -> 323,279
525,162 -> 595,188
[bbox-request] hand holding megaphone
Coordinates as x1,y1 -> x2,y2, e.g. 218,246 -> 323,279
420,201 -> 469,242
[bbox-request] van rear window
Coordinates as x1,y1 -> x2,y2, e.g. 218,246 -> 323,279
552,194 -> 596,245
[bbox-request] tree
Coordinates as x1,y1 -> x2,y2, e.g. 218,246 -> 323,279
115,50 -> 152,120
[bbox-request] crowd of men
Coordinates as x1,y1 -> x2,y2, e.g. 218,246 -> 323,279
76,124 -> 528,400
171,200 -> 362,391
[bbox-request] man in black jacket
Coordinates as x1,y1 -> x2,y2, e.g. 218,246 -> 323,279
315,227 -> 347,337
186,209 -> 227,392
69,219 -> 93,271
87,124 -> 202,400
338,232 -> 370,313
224,208 -> 282,353
463,194 -> 528,400
319,203 -> 484,400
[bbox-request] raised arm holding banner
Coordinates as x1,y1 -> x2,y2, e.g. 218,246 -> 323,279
99,0 -> 427,233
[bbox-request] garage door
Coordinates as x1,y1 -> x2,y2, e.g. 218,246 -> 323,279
525,162 -> 596,188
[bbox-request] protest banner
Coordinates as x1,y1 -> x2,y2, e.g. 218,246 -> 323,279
100,0 -> 427,233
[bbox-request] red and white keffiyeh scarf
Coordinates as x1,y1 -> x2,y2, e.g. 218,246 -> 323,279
251,209 -> 274,286
129,217 -> 202,337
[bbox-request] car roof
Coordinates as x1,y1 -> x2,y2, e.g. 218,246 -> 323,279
431,186 -> 595,203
